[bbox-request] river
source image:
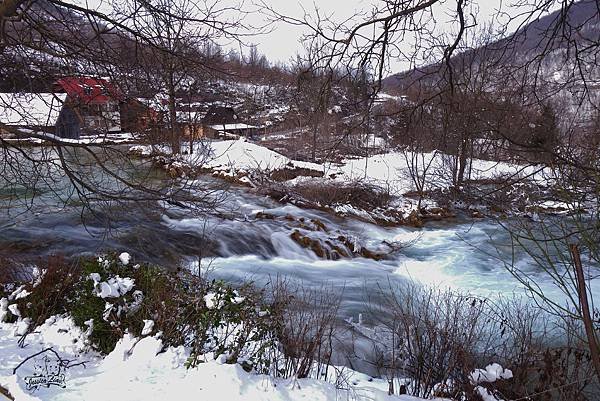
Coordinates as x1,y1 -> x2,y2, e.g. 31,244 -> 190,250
1,152 -> 595,325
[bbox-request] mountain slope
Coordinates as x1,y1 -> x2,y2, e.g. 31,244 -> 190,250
382,0 -> 600,92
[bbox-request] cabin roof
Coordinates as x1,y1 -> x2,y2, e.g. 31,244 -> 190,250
209,123 -> 258,131
0,93 -> 67,127
55,77 -> 121,105
202,106 -> 237,125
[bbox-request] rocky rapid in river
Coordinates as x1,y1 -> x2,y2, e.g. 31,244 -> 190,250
2,171 -> 596,323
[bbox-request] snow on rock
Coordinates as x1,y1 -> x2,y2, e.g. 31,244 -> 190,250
141,320 -> 155,336
334,204 -> 376,222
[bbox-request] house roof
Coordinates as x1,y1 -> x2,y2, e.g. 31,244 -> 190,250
202,106 -> 237,125
209,123 -> 258,131
177,111 -> 204,123
0,93 -> 67,127
55,77 -> 121,105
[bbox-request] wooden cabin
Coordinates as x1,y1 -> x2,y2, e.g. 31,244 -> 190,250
201,106 -> 258,138
54,77 -> 122,139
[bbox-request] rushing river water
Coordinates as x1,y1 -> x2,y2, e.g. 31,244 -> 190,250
2,164 -> 598,326
2,145 -> 600,327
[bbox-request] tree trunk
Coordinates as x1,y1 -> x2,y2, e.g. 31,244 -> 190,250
312,120 -> 317,162
570,244 -> 600,382
167,69 -> 180,155
456,137 -> 468,188
168,97 -> 180,154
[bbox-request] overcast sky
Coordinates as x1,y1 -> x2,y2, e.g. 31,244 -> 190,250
84,0 -> 558,74
250,1 -> 501,63
245,0 -> 556,73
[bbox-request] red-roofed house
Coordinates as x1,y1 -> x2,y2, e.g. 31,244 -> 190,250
54,77 -> 122,138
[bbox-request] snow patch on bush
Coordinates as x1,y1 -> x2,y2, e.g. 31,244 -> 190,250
142,319 -> 155,336
89,274 -> 135,299
470,363 -> 513,384
118,252 -> 131,266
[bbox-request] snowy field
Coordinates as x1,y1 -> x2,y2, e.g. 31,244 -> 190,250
0,316 -> 430,401
132,137 -> 553,196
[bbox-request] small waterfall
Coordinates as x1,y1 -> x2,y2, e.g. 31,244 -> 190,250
4,167 -> 599,315
270,231 -> 317,261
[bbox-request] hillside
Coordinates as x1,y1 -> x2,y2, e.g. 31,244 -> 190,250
382,0 -> 600,93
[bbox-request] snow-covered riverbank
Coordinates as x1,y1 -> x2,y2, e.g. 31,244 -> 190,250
0,251 -> 515,401
0,317 -> 407,401
130,138 -> 570,224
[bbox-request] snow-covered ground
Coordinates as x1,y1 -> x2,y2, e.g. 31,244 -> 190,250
3,132 -> 138,145
126,137 -> 572,229
133,138 -> 550,194
131,138 -> 560,220
330,150 -> 549,196
0,317 -> 427,401
131,139 -> 324,183
206,139 -> 323,174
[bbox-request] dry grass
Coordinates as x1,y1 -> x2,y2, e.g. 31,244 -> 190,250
269,278 -> 341,379
356,282 -> 597,400
270,166 -> 324,182
284,180 -> 392,210
0,255 -> 33,288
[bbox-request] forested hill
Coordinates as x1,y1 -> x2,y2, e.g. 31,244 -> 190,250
382,0 -> 600,93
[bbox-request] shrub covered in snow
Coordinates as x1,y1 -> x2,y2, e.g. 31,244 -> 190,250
3,254 -> 593,400
0,254 -> 284,374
